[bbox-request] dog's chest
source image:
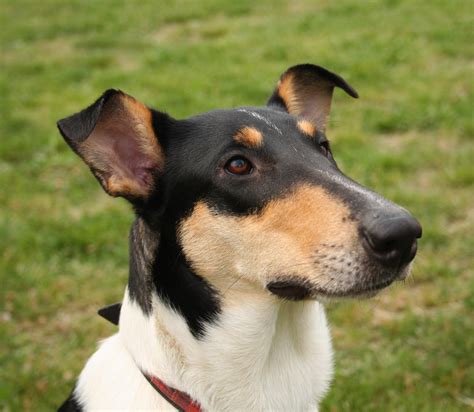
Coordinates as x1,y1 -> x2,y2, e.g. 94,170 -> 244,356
76,296 -> 333,411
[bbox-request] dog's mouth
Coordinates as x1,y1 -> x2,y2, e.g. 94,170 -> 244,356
266,249 -> 415,301
267,268 -> 408,301
267,281 -> 312,301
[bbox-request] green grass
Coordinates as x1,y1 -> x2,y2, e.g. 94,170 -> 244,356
1,0 -> 473,410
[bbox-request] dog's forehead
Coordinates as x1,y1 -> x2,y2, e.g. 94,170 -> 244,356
233,107 -> 287,135
186,107 -> 299,140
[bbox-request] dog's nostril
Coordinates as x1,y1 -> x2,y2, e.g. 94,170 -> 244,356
363,231 -> 394,254
361,212 -> 421,266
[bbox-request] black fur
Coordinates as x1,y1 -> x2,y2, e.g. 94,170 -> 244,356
57,89 -> 118,146
266,64 -> 359,111
58,389 -> 82,412
152,227 -> 221,338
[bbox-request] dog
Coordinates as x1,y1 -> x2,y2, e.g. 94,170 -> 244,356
57,64 -> 421,411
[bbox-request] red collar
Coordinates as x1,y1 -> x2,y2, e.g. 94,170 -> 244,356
143,373 -> 202,412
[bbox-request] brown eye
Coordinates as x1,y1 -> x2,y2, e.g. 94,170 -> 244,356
225,156 -> 253,175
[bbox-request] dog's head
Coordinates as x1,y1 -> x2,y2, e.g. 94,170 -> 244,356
58,64 -> 421,334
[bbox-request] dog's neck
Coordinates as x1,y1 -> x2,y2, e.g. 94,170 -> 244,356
120,217 -> 333,410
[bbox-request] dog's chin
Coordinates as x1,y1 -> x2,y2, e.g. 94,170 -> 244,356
267,265 -> 412,302
314,277 -> 395,301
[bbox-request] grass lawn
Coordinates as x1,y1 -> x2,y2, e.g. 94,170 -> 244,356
1,0 -> 473,410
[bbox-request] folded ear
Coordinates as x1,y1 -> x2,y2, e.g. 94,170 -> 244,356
267,64 -> 359,132
57,89 -> 165,201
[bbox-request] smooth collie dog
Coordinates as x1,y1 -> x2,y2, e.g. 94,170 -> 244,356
57,64 -> 421,411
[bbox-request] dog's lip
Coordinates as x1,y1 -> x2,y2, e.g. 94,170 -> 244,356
312,277 -> 396,299
267,280 -> 311,301
267,267 -> 407,300
267,278 -> 395,300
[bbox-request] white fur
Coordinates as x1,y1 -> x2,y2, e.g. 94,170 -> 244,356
75,290 -> 333,411
75,333 -> 172,410
236,109 -> 283,135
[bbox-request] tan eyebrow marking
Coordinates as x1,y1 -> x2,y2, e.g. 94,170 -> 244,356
297,119 -> 316,138
233,126 -> 263,148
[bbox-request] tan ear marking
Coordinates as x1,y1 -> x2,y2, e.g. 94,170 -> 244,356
65,91 -> 164,199
297,119 -> 316,138
269,64 -> 358,133
121,95 -> 164,164
277,73 -> 298,113
277,72 -> 332,131
233,126 -> 263,148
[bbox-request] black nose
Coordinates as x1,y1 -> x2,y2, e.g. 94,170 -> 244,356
361,210 -> 422,267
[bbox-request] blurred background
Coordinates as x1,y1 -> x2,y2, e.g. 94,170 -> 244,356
1,0 -> 473,410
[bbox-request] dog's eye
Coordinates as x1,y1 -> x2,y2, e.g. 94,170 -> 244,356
319,141 -> 331,157
224,156 -> 253,175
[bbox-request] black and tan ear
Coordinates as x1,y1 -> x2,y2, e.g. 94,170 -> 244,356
57,89 -> 165,201
267,64 -> 359,132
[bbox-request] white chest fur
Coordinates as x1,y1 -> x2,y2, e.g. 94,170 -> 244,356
76,291 -> 333,411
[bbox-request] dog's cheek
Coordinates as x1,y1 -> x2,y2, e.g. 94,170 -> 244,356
178,185 -> 361,295
243,185 -> 358,282
178,202 -> 244,291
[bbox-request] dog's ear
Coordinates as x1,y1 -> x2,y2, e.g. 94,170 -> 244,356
57,89 -> 166,202
267,64 -> 358,132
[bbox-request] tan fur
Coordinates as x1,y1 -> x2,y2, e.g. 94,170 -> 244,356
178,184 -> 357,298
122,95 -> 163,163
153,310 -> 186,369
277,74 -> 300,114
277,73 -> 333,131
79,93 -> 164,198
297,119 -> 316,138
233,126 -> 263,148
